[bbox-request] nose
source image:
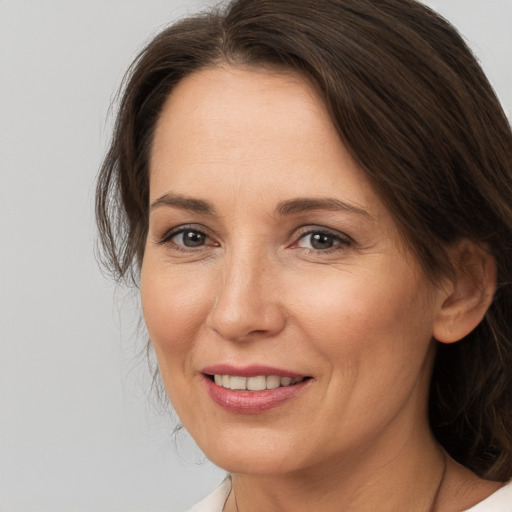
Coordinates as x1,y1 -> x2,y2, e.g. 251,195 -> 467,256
206,249 -> 286,342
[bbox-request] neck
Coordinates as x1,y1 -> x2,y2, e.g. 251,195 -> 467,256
227,426 -> 446,512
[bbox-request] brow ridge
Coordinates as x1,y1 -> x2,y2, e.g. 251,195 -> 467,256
276,197 -> 371,218
150,193 -> 370,219
150,192 -> 215,214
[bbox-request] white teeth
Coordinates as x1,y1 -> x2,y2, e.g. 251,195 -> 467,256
212,374 -> 305,391
266,375 -> 280,389
229,376 -> 247,390
247,376 -> 267,391
280,377 -> 292,387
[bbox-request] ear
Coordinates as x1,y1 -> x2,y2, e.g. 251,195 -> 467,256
433,240 -> 496,344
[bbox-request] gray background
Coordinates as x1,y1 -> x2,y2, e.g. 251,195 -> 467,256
0,1 -> 510,511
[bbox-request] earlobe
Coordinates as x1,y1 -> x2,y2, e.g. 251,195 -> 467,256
433,240 -> 497,344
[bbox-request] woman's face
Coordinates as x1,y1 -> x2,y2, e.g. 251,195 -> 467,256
141,66 -> 444,475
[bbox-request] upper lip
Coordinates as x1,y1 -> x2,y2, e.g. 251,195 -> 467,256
201,364 -> 306,378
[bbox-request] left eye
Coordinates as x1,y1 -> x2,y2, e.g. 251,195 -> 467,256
296,231 -> 348,250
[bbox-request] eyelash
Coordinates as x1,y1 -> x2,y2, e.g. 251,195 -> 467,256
290,227 -> 352,253
158,225 -> 215,252
158,225 -> 352,254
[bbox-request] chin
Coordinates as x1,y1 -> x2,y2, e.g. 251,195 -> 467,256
188,424 -> 309,476
207,448 -> 297,476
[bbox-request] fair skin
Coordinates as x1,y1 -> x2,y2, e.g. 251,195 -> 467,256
141,66 -> 500,511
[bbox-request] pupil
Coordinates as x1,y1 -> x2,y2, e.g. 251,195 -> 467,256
183,231 -> 205,247
311,233 -> 333,249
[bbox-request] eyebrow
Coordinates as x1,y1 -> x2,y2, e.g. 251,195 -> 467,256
276,197 -> 372,218
150,193 -> 216,215
150,193 -> 371,219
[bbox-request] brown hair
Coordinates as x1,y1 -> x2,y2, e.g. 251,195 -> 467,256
96,0 -> 512,480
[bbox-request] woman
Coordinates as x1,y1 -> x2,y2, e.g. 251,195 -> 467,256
96,0 -> 512,510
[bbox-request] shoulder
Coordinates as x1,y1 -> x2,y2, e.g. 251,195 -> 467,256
186,477 -> 231,512
464,480 -> 512,511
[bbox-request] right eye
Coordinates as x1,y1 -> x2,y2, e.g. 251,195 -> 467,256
159,226 -> 217,251
171,229 -> 208,247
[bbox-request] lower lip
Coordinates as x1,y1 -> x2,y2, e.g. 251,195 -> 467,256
203,376 -> 310,414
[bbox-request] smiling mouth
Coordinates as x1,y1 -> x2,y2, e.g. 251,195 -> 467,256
206,374 -> 310,391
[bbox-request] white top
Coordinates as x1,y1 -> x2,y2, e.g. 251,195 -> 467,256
187,478 -> 512,512
188,478 -> 231,512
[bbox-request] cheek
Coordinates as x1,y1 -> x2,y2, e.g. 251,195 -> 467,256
140,261 -> 213,364
287,261 -> 434,365
285,264 -> 436,436
140,260 -> 219,422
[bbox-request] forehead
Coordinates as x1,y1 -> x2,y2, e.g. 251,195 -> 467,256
155,65 -> 321,131
149,65 -> 375,207
150,65 -> 330,170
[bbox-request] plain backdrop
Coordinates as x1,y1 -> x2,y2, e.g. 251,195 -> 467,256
0,1 -> 510,511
